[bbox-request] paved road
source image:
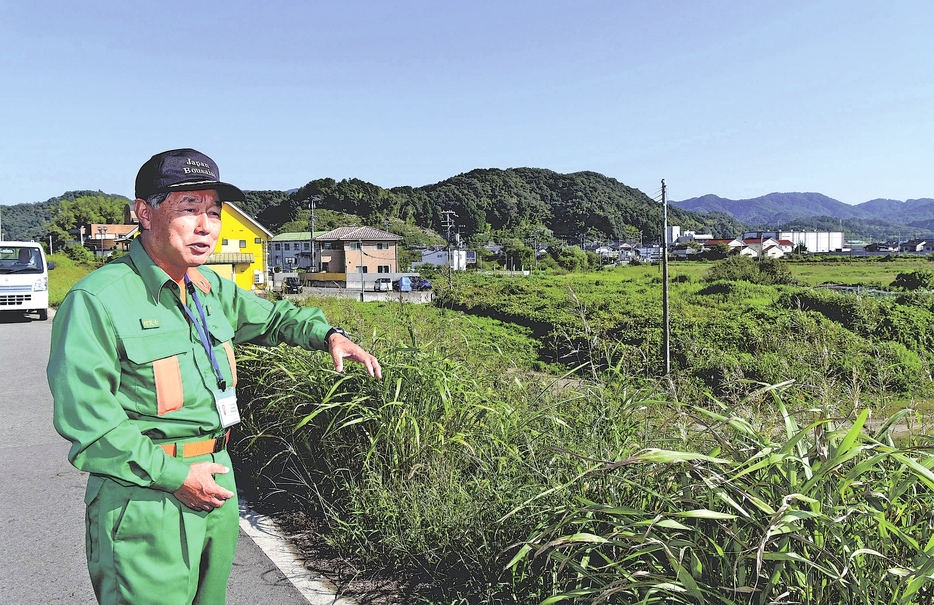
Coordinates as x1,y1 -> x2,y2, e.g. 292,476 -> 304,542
0,312 -> 316,604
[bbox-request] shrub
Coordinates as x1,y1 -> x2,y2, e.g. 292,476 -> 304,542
891,269 -> 934,291
62,244 -> 97,264
704,256 -> 797,285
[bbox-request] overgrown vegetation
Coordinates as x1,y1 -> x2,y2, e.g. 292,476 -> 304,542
234,280 -> 934,604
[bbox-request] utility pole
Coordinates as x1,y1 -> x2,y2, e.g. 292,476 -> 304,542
441,210 -> 456,288
359,238 -> 365,299
661,179 -> 670,376
308,195 -> 321,272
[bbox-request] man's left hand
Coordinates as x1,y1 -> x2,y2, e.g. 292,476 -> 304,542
328,333 -> 382,378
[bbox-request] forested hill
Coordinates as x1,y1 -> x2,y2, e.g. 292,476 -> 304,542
0,191 -> 111,242
253,168 -> 747,242
3,171 -> 747,243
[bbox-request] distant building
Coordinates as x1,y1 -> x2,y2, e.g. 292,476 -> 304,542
744,231 -> 845,253
83,223 -> 139,255
739,237 -> 784,258
207,202 -> 273,290
413,248 -> 469,270
674,229 -> 713,245
900,239 -> 927,253
315,226 -> 402,276
866,242 -> 900,252
269,231 -> 327,272
666,225 -> 681,244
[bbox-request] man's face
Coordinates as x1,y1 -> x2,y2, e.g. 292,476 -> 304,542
137,189 -> 222,279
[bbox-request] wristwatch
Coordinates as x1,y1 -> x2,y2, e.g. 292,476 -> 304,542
325,327 -> 349,345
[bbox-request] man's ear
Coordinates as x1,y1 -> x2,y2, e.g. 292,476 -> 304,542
134,198 -> 152,230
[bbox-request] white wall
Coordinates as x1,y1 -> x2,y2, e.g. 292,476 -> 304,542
413,250 -> 468,270
744,231 -> 845,253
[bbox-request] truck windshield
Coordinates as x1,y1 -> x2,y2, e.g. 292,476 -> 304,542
0,246 -> 44,274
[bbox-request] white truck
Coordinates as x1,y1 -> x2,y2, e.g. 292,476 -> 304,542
0,241 -> 52,320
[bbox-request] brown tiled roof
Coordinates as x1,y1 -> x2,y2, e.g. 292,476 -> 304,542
316,226 -> 402,241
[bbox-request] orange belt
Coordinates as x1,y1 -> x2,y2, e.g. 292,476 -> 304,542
160,430 -> 230,458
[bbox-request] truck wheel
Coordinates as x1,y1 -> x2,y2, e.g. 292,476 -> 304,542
38,308 -> 48,321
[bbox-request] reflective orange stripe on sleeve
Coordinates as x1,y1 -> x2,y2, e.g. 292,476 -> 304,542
152,356 -> 184,415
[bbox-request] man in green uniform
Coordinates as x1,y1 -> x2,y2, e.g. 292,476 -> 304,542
48,148 -> 381,605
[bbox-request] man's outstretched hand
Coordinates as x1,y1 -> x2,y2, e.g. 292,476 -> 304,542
327,333 -> 382,378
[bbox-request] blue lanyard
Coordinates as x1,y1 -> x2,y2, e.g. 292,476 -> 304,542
182,274 -> 227,391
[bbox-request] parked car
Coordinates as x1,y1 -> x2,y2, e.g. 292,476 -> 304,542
393,276 -> 432,292
374,277 -> 392,292
411,277 -> 432,291
394,276 -> 412,292
283,277 -> 302,294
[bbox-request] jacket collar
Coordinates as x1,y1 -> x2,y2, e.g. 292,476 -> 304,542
128,239 -> 212,304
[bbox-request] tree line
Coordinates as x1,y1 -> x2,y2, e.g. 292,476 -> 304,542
3,169 -> 748,250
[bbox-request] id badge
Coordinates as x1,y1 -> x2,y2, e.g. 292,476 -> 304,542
214,387 -> 241,428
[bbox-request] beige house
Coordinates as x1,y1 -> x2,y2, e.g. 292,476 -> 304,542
316,226 -> 401,273
83,223 -> 139,254
312,226 -> 402,288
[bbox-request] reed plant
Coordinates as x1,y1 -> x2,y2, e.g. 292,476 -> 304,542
507,389 -> 934,604
234,323 -> 652,600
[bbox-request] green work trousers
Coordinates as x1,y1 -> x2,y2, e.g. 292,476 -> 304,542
84,450 -> 239,605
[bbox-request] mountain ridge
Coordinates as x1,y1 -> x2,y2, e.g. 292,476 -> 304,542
673,192 -> 934,230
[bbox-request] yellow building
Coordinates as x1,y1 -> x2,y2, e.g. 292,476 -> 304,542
204,202 -> 273,290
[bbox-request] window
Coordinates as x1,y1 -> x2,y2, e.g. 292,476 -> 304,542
222,239 -> 229,246
303,242 -> 309,250
274,243 -> 281,250
377,265 -> 391,273
355,266 -> 368,273
239,240 -> 247,249
348,242 -> 361,251
323,242 -> 333,250
284,243 -> 291,250
254,238 -> 262,244
376,242 -> 389,250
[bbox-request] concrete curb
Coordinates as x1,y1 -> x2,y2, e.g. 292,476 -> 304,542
238,503 -> 358,605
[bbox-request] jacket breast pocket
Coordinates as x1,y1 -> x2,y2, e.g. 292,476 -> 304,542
122,331 -> 191,416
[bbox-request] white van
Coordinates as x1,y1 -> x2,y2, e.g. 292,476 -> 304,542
0,241 -> 52,320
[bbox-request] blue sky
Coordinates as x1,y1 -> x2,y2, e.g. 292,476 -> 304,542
1,0 -> 931,206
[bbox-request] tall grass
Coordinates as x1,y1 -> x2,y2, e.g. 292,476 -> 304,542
507,392 -> 934,604
237,337 -> 934,603
236,339 -> 640,599
233,291 -> 934,603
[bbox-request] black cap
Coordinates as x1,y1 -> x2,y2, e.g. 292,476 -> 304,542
135,148 -> 245,202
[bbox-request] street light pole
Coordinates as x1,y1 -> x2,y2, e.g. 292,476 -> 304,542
308,196 -> 319,272
98,225 -> 108,255
661,180 -> 670,376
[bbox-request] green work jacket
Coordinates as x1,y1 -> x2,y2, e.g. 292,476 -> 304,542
48,239 -> 332,493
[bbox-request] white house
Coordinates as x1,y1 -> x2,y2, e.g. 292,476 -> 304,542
413,249 -> 469,270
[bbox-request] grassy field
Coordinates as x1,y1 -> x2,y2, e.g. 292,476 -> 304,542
237,269 -> 934,604
564,254 -> 934,287
47,253 -> 96,306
